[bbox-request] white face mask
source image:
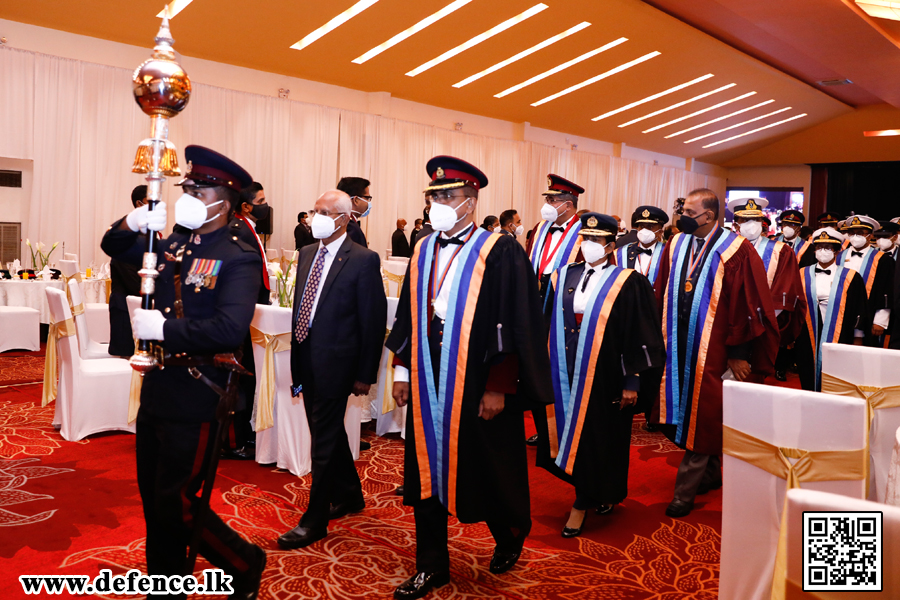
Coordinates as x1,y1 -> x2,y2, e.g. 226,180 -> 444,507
541,202 -> 563,222
581,240 -> 609,264
849,234 -> 868,249
515,224 -> 525,237
782,226 -> 796,239
877,238 -> 894,251
311,212 -> 342,239
174,193 -> 223,230
493,226 -> 501,233
430,199 -> 468,232
637,228 -> 657,246
739,220 -> 763,242
816,248 -> 835,265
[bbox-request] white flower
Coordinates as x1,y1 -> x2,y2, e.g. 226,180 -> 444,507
25,239 -> 31,247
37,242 -> 45,251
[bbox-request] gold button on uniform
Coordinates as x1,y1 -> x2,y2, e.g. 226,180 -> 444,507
186,250 -> 192,255
164,307 -> 171,313
232,236 -> 238,241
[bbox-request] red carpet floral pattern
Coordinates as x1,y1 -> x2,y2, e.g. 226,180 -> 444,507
0,458 -> 74,527
0,395 -> 88,459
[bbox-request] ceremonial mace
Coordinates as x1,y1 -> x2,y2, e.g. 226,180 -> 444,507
129,11 -> 191,373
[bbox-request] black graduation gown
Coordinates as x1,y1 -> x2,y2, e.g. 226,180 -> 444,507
385,232 -> 552,523
796,269 -> 869,392
107,252 -> 143,357
889,251 -> 900,350
848,250 -> 894,347
533,264 -> 665,506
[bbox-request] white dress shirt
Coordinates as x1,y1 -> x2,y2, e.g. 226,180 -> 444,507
842,247 -> 890,329
573,262 -> 610,314
815,263 -> 864,338
634,242 -> 658,277
542,215 -> 576,275
302,232 -> 346,326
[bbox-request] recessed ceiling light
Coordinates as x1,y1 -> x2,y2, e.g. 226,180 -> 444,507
618,84 -> 736,128
406,3 -> 549,77
291,0 -> 381,52
494,37 -> 628,98
591,74 -> 714,121
683,107 -> 792,143
664,100 -> 775,138
701,113 -> 807,148
353,0 -> 473,64
864,129 -> 900,137
532,52 -> 661,107
453,22 -> 591,88
641,91 -> 756,133
157,0 -> 193,18
856,1 -> 900,22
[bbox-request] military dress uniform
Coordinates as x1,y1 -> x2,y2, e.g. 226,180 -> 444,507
101,146 -> 265,598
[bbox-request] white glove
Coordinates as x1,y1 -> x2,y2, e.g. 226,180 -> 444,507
132,308 -> 166,341
125,201 -> 167,233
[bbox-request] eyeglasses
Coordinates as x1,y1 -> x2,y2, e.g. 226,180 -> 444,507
427,191 -> 470,204
354,195 -> 373,201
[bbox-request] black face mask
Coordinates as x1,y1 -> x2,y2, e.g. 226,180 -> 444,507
679,212 -> 707,235
250,203 -> 270,220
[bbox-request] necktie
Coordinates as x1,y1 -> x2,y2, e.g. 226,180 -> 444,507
637,247 -> 653,256
693,237 -> 704,260
549,226 -> 564,234
851,251 -> 864,257
815,267 -> 831,275
294,247 -> 328,344
581,268 -> 595,292
437,236 -> 464,248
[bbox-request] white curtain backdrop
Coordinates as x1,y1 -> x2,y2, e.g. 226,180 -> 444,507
0,46 -> 724,265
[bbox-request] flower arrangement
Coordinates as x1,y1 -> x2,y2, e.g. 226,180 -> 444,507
271,254 -> 298,308
25,239 -> 59,271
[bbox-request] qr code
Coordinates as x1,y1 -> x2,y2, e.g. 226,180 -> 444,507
803,511 -> 882,591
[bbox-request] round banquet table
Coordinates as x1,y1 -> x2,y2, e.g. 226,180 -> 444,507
0,278 -> 109,323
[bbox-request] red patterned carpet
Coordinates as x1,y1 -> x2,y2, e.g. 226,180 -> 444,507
0,349 -> 730,599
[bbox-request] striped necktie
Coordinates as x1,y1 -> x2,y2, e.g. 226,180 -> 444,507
294,247 -> 327,344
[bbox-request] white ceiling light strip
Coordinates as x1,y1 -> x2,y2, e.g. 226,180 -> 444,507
453,21 -> 591,88
406,3 -> 549,77
494,37 -> 628,98
157,0 -> 193,18
617,84 -> 735,128
591,74 -> 714,121
291,0 -> 381,52
353,0 -> 473,64
532,51 -> 661,107
664,99 -> 775,139
683,107 -> 792,143
641,91 -> 756,133
701,113 -> 808,148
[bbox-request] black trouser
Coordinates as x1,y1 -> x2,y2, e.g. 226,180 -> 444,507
774,345 -> 794,373
232,332 -> 257,449
136,412 -> 258,596
295,341 -> 363,530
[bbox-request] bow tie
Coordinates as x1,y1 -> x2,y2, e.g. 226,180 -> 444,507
636,247 -> 653,256
851,251 -> 864,257
549,226 -> 565,234
815,268 -> 831,275
437,236 -> 465,248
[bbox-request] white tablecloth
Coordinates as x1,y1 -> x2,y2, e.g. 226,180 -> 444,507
0,278 -> 109,323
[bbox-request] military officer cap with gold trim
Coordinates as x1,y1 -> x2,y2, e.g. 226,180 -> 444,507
578,212 -> 617,239
874,221 -> 900,238
817,211 -> 842,227
840,214 -> 879,232
778,209 -> 805,226
631,205 -> 669,227
176,145 -> 252,191
726,196 -> 768,218
543,174 -> 584,197
423,155 -> 488,193
811,227 -> 845,246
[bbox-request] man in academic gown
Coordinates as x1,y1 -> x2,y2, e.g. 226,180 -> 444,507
728,198 -> 807,381
386,156 -> 552,600
534,212 -> 665,538
654,188 -> 779,518
875,222 -> 900,349
796,228 -> 869,391
836,215 -> 893,347
775,210 -> 816,268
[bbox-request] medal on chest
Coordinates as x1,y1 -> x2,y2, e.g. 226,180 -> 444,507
185,258 -> 222,291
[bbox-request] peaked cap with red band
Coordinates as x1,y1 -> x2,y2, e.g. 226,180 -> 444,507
543,173 -> 584,197
176,145 -> 253,192
424,155 -> 489,193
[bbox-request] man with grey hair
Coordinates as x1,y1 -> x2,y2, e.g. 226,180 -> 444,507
278,190 -> 386,549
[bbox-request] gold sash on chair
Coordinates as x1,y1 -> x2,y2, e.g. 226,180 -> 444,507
383,270 -> 404,297
249,325 -> 291,431
722,426 -> 867,600
64,273 -> 85,316
381,328 -> 396,415
42,317 -> 77,407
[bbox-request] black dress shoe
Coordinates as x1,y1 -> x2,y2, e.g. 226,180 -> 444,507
222,446 -> 255,461
360,440 -> 371,451
394,571 -> 450,599
489,547 -> 522,574
525,434 -> 539,446
641,421 -> 658,432
277,525 -> 327,549
696,478 -> 722,495
395,485 -> 405,496
665,499 -> 694,518
329,498 -> 365,520
774,370 -> 787,382
232,545 -> 266,599
595,503 -> 614,515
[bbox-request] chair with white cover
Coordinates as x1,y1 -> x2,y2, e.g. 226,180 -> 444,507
382,260 -> 407,297
821,343 -> 900,502
64,253 -> 78,267
266,248 -> 278,261
783,489 -> 900,598
887,426 -> 900,507
719,380 -> 868,600
59,260 -> 110,355
45,287 -> 134,441
0,306 -> 40,352
372,297 -> 406,437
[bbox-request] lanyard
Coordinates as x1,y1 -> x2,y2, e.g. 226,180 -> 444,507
686,223 -> 719,281
431,226 -> 476,305
539,217 -> 577,274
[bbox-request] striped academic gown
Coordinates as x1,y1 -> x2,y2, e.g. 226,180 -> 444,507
614,241 -> 665,285
525,219 -> 583,300
750,236 -> 807,346
533,262 -> 664,505
385,230 -> 552,522
653,227 -> 780,455
775,234 -> 816,268
835,245 -> 894,347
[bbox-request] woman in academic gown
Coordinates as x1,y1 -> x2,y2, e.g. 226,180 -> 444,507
534,212 -> 665,538
796,228 -> 870,391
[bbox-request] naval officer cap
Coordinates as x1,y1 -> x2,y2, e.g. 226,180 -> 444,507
543,174 -> 584,197
874,221 -> 900,238
811,227 -> 845,245
841,214 -> 879,232
778,210 -> 805,226
631,205 -> 669,226
578,212 -> 618,239
726,197 -> 768,218
176,145 -> 253,192
424,156 -> 488,193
